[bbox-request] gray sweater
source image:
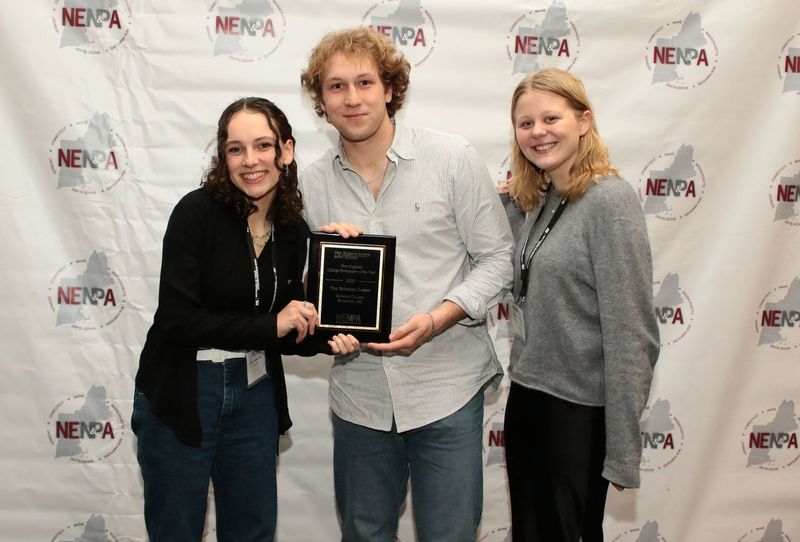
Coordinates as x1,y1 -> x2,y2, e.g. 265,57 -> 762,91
502,175 -> 659,488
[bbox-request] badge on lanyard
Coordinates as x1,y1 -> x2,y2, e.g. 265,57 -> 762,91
511,303 -> 526,343
246,350 -> 267,387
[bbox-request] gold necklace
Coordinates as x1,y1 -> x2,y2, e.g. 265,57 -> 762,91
364,161 -> 388,185
251,221 -> 271,254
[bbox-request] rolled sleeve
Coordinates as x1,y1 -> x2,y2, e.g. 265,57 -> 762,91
444,145 -> 514,319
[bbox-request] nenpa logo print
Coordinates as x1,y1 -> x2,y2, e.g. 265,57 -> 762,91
769,159 -> 800,225
495,153 -> 512,192
482,407 -> 505,468
653,272 -> 694,347
48,251 -> 127,330
487,299 -> 513,344
46,385 -> 126,464
478,527 -> 511,542
49,112 -> 129,195
755,277 -> 800,350
645,12 -> 718,89
640,398 -> 684,472
610,520 -> 669,542
51,514 -> 119,542
506,0 -> 580,75
207,0 -> 286,62
637,144 -> 706,221
52,0 -> 132,54
737,518 -> 793,542
741,400 -> 800,471
778,32 -> 800,94
362,0 -> 438,67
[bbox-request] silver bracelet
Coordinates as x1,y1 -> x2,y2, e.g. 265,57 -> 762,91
424,311 -> 436,341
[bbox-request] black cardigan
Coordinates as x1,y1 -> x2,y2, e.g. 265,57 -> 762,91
136,188 -> 319,447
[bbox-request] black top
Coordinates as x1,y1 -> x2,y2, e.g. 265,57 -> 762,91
136,188 -> 319,447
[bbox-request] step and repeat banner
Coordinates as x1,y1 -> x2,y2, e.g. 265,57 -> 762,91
1,0 -> 799,540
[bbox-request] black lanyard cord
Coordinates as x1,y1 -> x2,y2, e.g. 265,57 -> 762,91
245,222 -> 277,315
516,190 -> 568,305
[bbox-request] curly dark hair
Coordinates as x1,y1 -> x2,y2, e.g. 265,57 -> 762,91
300,27 -> 411,118
202,97 -> 303,225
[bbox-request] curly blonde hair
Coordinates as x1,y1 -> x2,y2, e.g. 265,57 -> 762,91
300,27 -> 410,118
509,68 -> 618,212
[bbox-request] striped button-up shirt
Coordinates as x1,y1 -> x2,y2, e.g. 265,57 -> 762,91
299,121 -> 514,432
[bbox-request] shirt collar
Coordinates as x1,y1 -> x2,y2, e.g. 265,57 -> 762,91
389,119 -> 414,161
332,118 -> 414,168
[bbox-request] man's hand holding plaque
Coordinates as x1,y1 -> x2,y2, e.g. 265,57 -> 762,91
365,300 -> 467,355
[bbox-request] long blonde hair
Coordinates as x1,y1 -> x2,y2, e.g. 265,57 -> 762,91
509,68 -> 618,212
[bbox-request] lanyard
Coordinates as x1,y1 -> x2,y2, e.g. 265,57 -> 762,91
515,190 -> 567,305
245,222 -> 277,314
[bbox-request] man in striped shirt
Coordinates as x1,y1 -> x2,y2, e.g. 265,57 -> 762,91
300,27 -> 513,541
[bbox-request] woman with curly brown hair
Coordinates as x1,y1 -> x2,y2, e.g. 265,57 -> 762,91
132,97 -> 358,541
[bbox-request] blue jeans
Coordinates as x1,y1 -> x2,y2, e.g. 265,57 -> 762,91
131,359 -> 279,542
332,390 -> 484,542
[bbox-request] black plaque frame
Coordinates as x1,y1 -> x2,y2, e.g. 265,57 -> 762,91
307,232 -> 396,342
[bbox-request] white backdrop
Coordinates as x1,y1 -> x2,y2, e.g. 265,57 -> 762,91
1,0 -> 799,540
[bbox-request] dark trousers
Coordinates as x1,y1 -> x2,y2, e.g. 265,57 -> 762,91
504,383 -> 609,542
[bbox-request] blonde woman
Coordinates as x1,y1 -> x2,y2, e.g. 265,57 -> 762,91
500,69 -> 659,541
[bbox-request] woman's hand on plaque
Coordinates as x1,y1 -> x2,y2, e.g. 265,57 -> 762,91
277,300 -> 318,342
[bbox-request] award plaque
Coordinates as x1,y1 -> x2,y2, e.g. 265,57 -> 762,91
307,232 -> 396,342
